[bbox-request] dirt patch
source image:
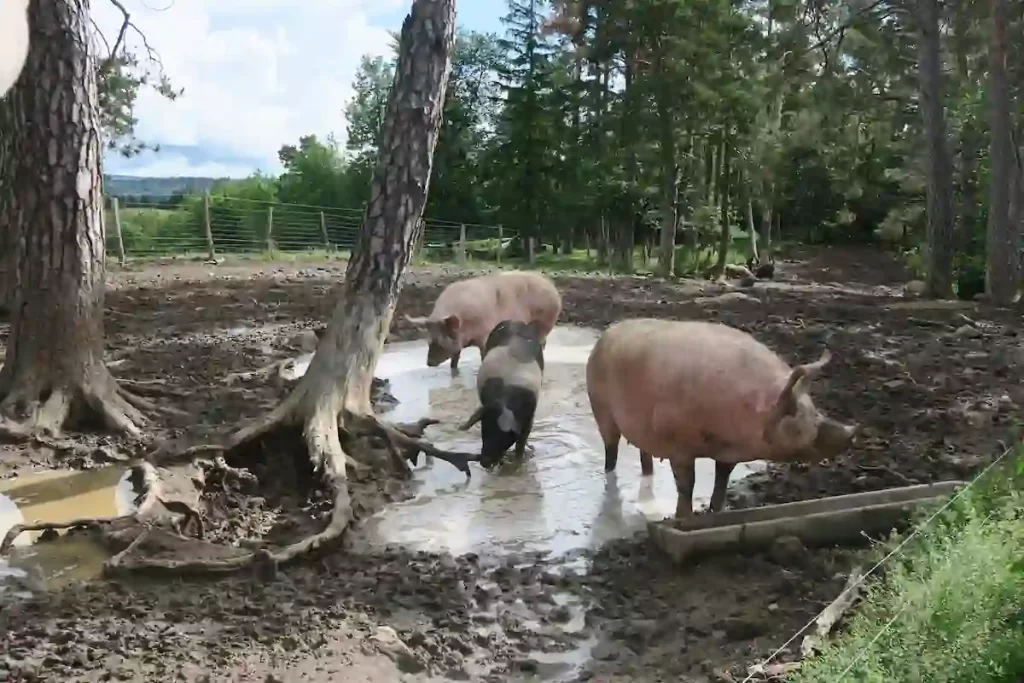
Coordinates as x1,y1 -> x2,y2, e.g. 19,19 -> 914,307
1,246 -> 1021,682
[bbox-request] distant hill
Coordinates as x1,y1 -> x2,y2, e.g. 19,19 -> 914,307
104,175 -> 229,199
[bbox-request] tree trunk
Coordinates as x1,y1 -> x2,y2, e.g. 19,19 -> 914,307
712,139 -> 731,279
746,192 -> 759,264
985,0 -> 1019,304
953,0 -> 978,252
192,0 -> 461,570
915,0 -> 956,299
0,0 -> 146,438
655,50 -> 678,279
762,202 -> 773,260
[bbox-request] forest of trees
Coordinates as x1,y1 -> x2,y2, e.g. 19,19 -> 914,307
111,0 -> 1024,303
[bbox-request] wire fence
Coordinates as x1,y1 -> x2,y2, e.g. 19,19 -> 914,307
740,442 -> 1020,683
103,195 -> 517,263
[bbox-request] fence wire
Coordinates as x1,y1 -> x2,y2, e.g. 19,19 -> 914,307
740,442 -> 1019,683
103,196 -> 512,260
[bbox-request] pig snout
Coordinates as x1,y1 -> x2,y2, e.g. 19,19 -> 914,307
426,340 -> 454,367
813,418 -> 858,458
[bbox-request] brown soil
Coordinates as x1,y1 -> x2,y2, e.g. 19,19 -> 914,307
1,247 -> 1021,682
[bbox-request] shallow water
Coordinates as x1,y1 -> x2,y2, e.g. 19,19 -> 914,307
0,467 -> 142,591
321,325 -> 768,559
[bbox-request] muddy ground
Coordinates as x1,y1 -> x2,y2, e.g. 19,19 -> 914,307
1,246 -> 1022,682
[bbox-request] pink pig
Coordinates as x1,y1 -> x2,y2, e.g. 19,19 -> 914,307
405,271 -> 562,371
586,319 -> 858,517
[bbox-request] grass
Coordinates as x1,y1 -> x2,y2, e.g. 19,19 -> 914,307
792,448 -> 1024,683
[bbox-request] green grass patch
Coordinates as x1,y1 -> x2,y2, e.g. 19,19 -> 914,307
792,450 -> 1024,683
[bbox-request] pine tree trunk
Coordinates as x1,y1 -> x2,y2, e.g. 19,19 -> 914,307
712,139 -> 731,278
654,48 -> 677,279
915,0 -> 956,299
953,0 -> 978,251
746,192 -> 759,263
0,0 -> 144,437
207,0 -> 459,568
985,0 -> 1019,304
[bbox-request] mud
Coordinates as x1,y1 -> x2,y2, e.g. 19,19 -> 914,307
1,247 -> 1021,682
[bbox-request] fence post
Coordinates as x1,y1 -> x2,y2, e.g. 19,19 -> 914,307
458,224 -> 467,266
319,211 -> 331,251
203,192 -> 216,261
266,205 -> 274,253
497,224 -> 503,265
111,197 -> 126,266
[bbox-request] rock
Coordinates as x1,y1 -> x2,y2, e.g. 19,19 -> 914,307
952,324 -> 982,339
904,280 -> 927,297
289,329 -> 319,352
370,626 -> 424,673
768,535 -> 810,567
695,292 -> 760,306
591,640 -> 627,661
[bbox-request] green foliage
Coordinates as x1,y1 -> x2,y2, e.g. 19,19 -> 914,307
793,452 -> 1024,683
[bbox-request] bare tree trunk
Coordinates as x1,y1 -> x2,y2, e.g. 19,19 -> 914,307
761,203 -> 773,260
746,192 -> 759,264
915,0 -> 956,298
712,139 -> 731,279
985,0 -> 1019,304
131,0 -> 464,574
0,0 -> 148,438
655,50 -> 678,278
953,0 -> 978,252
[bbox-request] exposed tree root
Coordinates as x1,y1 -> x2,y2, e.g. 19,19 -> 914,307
0,515 -> 136,554
0,374 -> 150,442
79,394 -> 478,577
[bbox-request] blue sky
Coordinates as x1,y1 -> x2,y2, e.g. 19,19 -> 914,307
101,0 -> 507,179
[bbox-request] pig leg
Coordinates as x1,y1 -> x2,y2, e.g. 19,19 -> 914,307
513,417 -> 535,460
709,461 -> 737,512
639,451 -> 654,476
449,349 -> 462,373
669,458 -> 696,517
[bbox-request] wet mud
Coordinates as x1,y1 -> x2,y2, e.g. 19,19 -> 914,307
1,247 -> 1022,682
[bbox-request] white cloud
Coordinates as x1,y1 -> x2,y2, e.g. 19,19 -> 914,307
92,0 -> 405,176
107,154 -> 256,179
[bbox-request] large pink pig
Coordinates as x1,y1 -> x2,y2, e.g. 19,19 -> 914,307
586,319 -> 858,517
405,271 -> 562,371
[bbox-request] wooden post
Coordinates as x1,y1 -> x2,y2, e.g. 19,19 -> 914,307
203,192 -> 216,261
111,197 -> 126,266
458,223 -> 467,266
497,224 -> 503,264
319,211 -> 331,251
266,205 -> 274,253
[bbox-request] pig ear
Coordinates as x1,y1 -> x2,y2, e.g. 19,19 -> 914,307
762,349 -> 833,439
443,314 -> 461,332
763,366 -> 808,439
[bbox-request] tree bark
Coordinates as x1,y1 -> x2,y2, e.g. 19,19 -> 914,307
712,138 -> 731,279
953,0 -> 978,252
654,47 -> 677,279
915,0 -> 956,299
0,0 -> 147,438
127,0 -> 464,574
985,0 -> 1019,304
746,192 -> 759,264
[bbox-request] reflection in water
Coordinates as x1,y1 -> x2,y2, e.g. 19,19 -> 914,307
0,467 -> 142,591
349,325 -> 767,558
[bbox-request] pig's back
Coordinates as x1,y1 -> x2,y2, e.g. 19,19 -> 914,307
588,319 -> 791,455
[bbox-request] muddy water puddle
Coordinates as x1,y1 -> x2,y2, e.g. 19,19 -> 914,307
0,467 -> 142,593
292,325 -> 767,559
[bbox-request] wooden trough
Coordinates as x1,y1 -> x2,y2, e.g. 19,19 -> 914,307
648,481 -> 967,565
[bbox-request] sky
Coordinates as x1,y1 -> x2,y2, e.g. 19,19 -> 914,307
98,0 -> 506,179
